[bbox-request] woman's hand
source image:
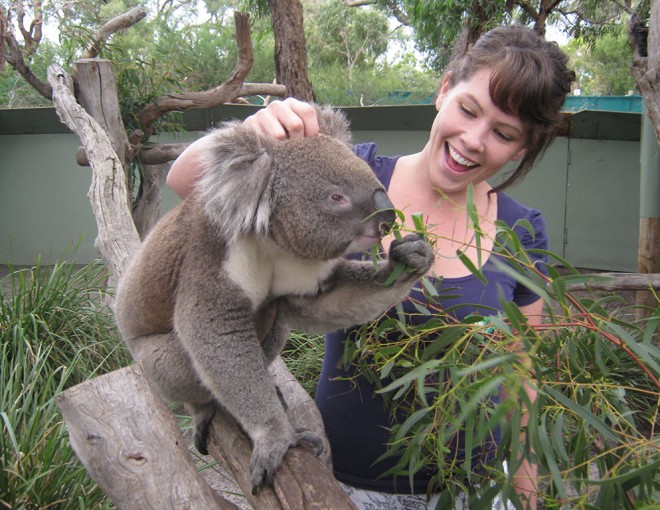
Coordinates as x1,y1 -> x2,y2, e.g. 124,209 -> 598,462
243,98 -> 319,139
167,98 -> 318,198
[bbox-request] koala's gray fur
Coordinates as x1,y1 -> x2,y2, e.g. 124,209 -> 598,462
114,106 -> 434,492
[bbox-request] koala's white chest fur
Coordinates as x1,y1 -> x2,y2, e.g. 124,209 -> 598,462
224,237 -> 337,309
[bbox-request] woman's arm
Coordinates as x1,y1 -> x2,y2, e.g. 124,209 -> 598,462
166,98 -> 319,199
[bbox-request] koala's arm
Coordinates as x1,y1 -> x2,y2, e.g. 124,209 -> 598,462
282,234 -> 434,334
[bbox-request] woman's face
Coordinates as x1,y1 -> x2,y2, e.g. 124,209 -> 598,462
425,68 -> 528,197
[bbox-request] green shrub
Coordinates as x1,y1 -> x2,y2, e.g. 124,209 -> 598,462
0,260 -> 130,509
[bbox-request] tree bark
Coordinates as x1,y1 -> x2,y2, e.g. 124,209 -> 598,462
206,399 -> 355,510
56,364 -> 237,510
267,0 -> 315,102
82,6 -> 147,59
630,4 -> 660,142
72,59 -> 133,181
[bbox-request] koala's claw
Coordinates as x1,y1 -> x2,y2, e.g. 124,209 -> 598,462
389,233 -> 435,277
249,429 -> 324,494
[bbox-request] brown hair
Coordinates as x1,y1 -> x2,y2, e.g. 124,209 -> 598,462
444,25 -> 575,192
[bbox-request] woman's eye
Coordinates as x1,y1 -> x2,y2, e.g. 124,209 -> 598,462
459,104 -> 475,117
495,130 -> 514,142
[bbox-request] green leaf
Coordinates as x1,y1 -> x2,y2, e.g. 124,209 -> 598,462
456,249 -> 488,284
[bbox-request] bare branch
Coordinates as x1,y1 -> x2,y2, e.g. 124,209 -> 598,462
343,0 -> 410,27
137,12 -> 285,137
2,16 -> 52,99
13,0 -> 42,56
82,6 -> 148,59
560,273 -> 660,292
56,364 -> 237,509
76,142 -> 189,167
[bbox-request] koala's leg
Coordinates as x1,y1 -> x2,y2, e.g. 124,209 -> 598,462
283,233 -> 435,334
127,332 -> 219,454
127,332 -> 214,405
174,282 -> 323,493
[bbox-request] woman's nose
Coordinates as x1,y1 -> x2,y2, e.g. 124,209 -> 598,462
461,124 -> 486,153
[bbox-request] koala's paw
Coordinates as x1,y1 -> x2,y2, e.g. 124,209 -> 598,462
389,233 -> 435,278
249,429 -> 324,494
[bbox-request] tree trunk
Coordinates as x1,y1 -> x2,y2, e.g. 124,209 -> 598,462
73,59 -> 132,190
267,0 -> 315,102
132,163 -> 169,238
56,364 -> 236,509
629,4 -> 660,318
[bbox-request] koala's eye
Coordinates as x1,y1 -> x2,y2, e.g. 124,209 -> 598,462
331,193 -> 346,203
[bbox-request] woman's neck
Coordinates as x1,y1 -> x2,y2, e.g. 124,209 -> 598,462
387,152 -> 499,279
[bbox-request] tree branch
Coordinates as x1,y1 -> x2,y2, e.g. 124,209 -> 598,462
15,0 -> 42,57
560,273 -> 660,292
82,6 -> 147,59
2,9 -> 51,99
136,11 -> 284,137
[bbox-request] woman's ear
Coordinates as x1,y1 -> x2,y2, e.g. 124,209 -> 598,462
435,73 -> 453,110
511,147 -> 527,162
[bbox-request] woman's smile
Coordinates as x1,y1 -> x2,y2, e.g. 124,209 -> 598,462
446,142 -> 479,173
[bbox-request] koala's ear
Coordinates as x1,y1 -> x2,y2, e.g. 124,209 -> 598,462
194,122 -> 275,242
315,105 -> 352,146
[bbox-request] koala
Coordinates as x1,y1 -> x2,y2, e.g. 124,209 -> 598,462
114,106 -> 434,493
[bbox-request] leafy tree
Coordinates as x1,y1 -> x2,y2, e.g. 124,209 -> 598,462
564,22 -> 636,95
306,2 -> 388,74
345,0 -> 646,72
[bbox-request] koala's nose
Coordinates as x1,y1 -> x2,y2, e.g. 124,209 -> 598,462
373,189 -> 396,235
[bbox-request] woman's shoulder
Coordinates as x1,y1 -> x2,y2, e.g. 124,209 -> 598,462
352,142 -> 399,189
497,192 -> 544,224
496,192 -> 548,249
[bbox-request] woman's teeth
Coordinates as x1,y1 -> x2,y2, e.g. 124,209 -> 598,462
448,144 -> 478,168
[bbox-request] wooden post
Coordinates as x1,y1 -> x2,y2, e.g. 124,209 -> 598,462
72,58 -> 132,168
637,107 -> 660,318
